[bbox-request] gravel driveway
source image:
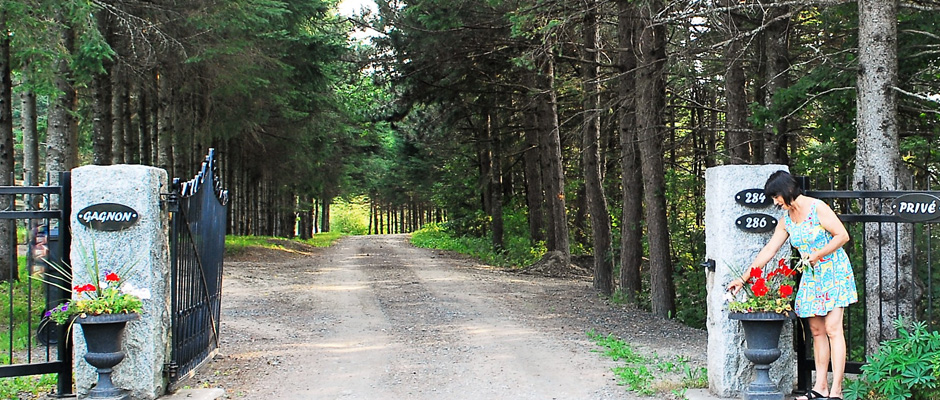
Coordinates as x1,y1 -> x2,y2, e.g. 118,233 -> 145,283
188,234 -> 708,399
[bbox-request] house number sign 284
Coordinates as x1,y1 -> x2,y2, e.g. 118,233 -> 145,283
734,188 -> 776,233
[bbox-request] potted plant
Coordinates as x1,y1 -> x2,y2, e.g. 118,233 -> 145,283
725,257 -> 807,400
42,248 -> 150,400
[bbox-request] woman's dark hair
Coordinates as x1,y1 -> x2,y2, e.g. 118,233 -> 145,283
764,170 -> 801,205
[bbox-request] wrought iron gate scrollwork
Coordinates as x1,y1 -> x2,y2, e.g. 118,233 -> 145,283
167,149 -> 228,386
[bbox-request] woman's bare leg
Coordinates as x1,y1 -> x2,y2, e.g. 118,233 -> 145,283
806,316 -> 830,398
825,308 -> 847,398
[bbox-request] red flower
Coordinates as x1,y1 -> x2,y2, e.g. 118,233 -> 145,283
752,279 -> 769,297
749,267 -> 763,280
105,272 -> 120,282
779,285 -> 794,298
74,284 -> 96,293
778,258 -> 787,268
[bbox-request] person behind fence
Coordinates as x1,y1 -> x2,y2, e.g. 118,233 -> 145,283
29,222 -> 49,273
726,170 -> 858,400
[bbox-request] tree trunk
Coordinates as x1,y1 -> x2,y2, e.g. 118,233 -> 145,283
149,70 -> 159,166
0,12 -> 15,281
487,106 -> 504,250
158,68 -> 174,176
138,76 -> 152,165
617,0 -> 643,303
582,0 -> 614,295
91,13 -> 113,165
636,0 -> 676,317
856,0 -> 912,352
112,65 -> 127,164
21,88 -> 39,185
522,86 -> 545,244
321,196 -> 331,233
536,51 -> 570,264
761,7 -> 791,164
723,2 -> 751,164
126,80 -> 139,164
111,65 -> 127,164
46,14 -> 77,184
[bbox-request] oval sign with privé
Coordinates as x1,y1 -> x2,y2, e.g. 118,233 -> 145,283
892,193 -> 940,222
734,188 -> 772,208
735,213 -> 777,233
77,203 -> 140,231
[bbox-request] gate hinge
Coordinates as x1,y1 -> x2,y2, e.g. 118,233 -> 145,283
161,192 -> 180,212
165,362 -> 179,382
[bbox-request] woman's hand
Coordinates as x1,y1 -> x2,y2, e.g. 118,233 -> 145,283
726,277 -> 745,295
807,252 -> 828,266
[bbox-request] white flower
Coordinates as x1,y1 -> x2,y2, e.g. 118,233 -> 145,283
121,282 -> 151,300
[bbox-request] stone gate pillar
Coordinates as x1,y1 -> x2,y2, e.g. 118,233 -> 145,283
71,165 -> 170,400
705,165 -> 795,397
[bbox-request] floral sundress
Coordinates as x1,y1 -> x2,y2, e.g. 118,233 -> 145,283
785,200 -> 858,317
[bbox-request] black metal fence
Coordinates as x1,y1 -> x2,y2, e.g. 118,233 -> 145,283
167,150 -> 228,385
796,176 -> 940,390
0,172 -> 73,396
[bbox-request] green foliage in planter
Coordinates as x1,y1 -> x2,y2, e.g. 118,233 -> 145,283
844,320 -> 940,400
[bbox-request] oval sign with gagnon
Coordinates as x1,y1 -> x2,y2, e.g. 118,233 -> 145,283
892,193 -> 940,222
735,213 -> 777,233
77,203 -> 140,231
735,188 -> 772,208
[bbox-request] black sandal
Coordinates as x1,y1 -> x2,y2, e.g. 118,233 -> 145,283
795,390 -> 827,400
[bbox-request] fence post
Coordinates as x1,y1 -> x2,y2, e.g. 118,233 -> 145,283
704,164 -> 795,397
70,165 -> 170,400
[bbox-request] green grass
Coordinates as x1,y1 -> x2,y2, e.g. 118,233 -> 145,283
0,257 -> 57,398
0,256 -> 47,353
587,329 -> 708,398
0,373 -> 56,399
410,223 -> 545,268
301,232 -> 344,247
225,232 -> 344,257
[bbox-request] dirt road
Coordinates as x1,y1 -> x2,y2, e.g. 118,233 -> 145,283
190,234 -> 707,399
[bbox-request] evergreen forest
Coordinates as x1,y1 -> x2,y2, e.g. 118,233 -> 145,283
2,0 -> 938,327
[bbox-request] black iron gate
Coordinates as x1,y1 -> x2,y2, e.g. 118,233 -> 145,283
167,150 -> 228,385
796,176 -> 940,390
0,172 -> 73,396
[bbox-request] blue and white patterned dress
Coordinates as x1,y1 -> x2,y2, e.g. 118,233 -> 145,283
785,200 -> 858,317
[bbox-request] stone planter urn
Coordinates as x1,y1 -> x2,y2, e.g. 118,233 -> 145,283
729,312 -> 793,400
76,313 -> 139,399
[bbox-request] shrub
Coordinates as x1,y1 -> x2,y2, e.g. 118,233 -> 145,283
844,320 -> 940,400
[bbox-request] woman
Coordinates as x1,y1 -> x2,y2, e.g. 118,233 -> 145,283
727,170 -> 857,400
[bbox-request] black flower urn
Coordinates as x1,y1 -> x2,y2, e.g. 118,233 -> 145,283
76,313 -> 139,399
729,311 -> 793,400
